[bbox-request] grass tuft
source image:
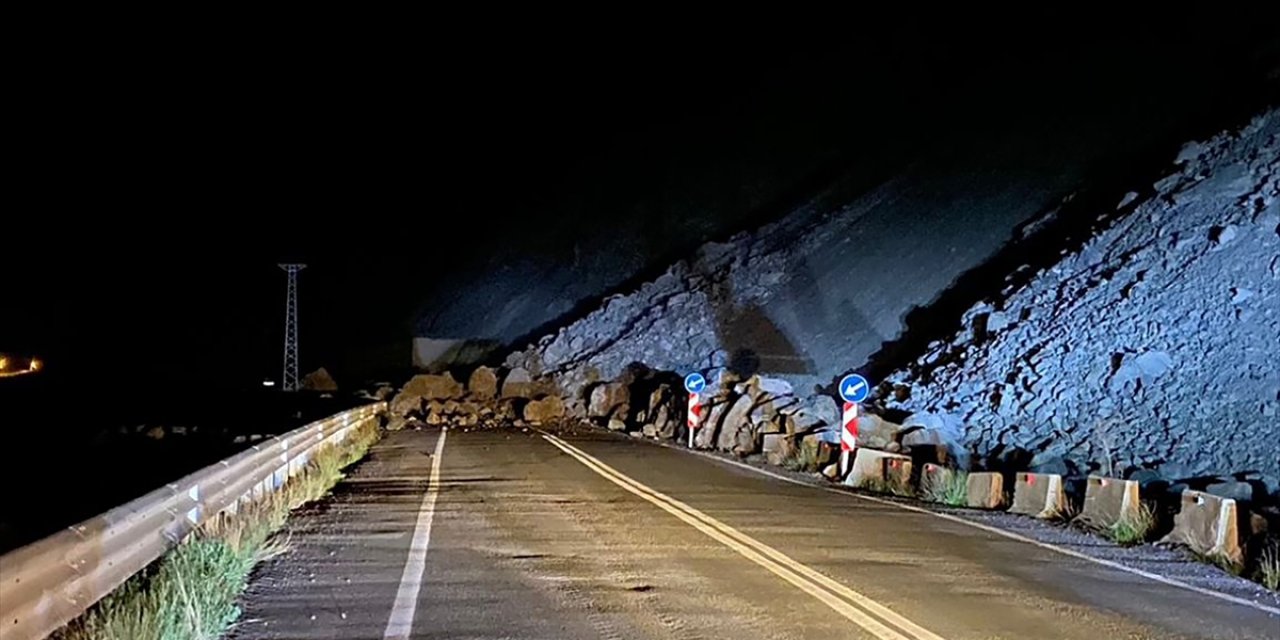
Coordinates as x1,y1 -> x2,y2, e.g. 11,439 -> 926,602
1105,502 -> 1156,546
925,470 -> 969,506
780,441 -> 821,473
1256,540 -> 1279,591
55,419 -> 382,640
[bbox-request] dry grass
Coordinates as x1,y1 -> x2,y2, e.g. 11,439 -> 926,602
1047,500 -> 1079,523
1105,502 -> 1156,546
1256,540 -> 1280,591
55,420 -> 382,640
780,439 -> 821,473
1179,526 -> 1245,576
924,470 -> 969,506
859,474 -> 914,497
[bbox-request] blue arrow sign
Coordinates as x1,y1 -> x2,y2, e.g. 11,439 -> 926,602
838,373 -> 870,403
683,372 -> 707,394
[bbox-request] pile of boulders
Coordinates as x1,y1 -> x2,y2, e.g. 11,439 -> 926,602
570,366 -> 964,481
385,366 -> 569,430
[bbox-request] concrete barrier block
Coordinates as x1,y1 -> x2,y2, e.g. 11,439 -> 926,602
1010,472 -> 1066,518
965,472 -> 1005,509
1079,475 -> 1140,529
845,448 -> 913,491
1161,490 -> 1242,567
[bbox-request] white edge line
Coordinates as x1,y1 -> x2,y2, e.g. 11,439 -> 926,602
648,436 -> 1280,617
383,428 -> 449,640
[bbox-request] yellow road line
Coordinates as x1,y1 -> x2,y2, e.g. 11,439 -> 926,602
542,433 -> 945,640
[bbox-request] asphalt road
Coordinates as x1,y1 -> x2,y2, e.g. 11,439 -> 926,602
233,427 -> 1280,639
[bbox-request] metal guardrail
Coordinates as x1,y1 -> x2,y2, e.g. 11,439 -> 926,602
0,402 -> 385,640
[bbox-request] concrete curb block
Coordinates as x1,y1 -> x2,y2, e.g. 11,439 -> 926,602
966,472 -> 1005,509
1010,472 -> 1066,519
1080,475 -> 1140,529
1161,490 -> 1243,567
844,449 -> 912,491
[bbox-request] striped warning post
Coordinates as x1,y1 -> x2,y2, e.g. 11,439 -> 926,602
687,392 -> 701,448
839,401 -> 858,477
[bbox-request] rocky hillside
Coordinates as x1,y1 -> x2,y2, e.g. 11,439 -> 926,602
504,108 -> 1280,495
884,110 -> 1280,489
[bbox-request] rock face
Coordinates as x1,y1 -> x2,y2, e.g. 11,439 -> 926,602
884,111 -> 1280,488
468,366 -> 498,399
500,109 -> 1280,492
301,367 -> 338,392
402,373 -> 463,400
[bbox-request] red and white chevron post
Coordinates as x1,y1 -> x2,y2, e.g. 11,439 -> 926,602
687,393 -> 702,447
839,401 -> 859,478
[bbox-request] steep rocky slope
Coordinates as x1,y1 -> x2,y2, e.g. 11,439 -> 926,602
884,111 -> 1280,487
506,109 -> 1280,493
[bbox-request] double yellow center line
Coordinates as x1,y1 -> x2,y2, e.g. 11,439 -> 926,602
541,433 -> 946,640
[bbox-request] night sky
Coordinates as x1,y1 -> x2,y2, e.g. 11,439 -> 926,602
4,19 -> 1277,392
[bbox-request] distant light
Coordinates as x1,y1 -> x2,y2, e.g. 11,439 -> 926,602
0,357 -> 7,371
262,379 -> 276,387
28,358 -> 40,372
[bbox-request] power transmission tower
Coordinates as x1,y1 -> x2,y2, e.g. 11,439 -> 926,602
278,264 -> 306,391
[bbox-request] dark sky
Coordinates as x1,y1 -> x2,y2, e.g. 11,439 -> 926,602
4,18 -> 1277,390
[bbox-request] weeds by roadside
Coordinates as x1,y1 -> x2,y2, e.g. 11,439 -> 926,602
1255,540 -> 1279,591
1048,501 -> 1080,523
780,441 -> 821,473
1103,502 -> 1156,546
859,475 -> 914,498
55,420 -> 382,640
924,470 -> 969,506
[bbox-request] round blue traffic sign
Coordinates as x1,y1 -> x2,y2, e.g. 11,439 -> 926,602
683,372 -> 707,394
838,373 -> 870,403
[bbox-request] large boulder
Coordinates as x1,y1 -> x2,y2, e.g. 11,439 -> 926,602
853,414 -> 902,450
589,382 -> 631,418
900,411 -> 968,467
468,366 -> 499,399
751,376 -> 794,400
403,373 -> 463,400
390,391 -> 423,417
501,368 -> 537,399
733,426 -> 757,457
647,384 -> 675,437
301,367 -> 339,392
763,433 -> 797,467
695,399 -> 731,448
1205,481 -> 1254,503
523,396 -> 566,423
785,395 -> 840,433
718,395 -> 754,451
